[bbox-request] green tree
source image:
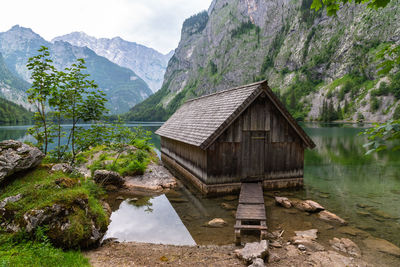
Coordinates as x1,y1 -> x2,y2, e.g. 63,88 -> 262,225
62,59 -> 107,163
26,46 -> 57,154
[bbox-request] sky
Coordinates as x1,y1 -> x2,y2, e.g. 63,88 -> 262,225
0,0 -> 213,54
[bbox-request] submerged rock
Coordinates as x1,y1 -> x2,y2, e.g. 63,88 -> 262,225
294,200 -> 324,213
0,140 -> 44,184
235,240 -> 268,263
94,170 -> 124,187
363,237 -> 400,257
318,210 -> 347,225
292,229 -> 324,252
274,197 -> 292,208
330,237 -> 361,257
338,226 -> 370,238
294,229 -> 318,240
223,195 -> 238,201
206,218 -> 227,228
221,202 -> 236,210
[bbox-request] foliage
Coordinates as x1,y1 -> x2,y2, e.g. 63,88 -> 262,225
261,23 -> 289,73
231,21 -> 260,39
26,46 -> 57,154
26,47 -> 108,162
182,11 -> 209,35
319,99 -> 342,121
311,0 -> 391,16
362,119 -> 400,154
0,98 -> 33,123
124,84 -> 170,122
77,119 -> 154,176
89,149 -> 151,177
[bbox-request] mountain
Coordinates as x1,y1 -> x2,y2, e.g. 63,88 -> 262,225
0,25 -> 153,114
0,52 -> 31,109
0,97 -> 32,123
52,32 -> 173,92
127,0 -> 400,122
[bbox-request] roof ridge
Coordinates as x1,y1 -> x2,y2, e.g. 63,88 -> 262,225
184,80 -> 267,104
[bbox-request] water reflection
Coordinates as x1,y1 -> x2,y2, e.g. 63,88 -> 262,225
103,195 -> 196,245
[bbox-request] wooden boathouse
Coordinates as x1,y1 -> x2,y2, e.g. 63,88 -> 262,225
156,80 -> 315,195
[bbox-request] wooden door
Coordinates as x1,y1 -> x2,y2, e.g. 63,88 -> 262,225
242,131 -> 266,181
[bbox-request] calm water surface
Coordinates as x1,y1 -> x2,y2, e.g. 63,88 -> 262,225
1,122 -> 400,251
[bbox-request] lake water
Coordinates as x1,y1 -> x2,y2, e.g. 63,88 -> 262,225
1,122 -> 400,252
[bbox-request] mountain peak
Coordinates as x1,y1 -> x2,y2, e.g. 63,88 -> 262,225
53,31 -> 174,92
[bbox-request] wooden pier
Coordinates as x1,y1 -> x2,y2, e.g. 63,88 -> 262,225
234,182 -> 267,245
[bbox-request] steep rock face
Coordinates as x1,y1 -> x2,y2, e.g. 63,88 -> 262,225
129,0 -> 400,122
53,32 -> 173,92
0,25 -> 153,114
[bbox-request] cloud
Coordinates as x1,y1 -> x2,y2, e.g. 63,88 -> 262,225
0,0 -> 212,54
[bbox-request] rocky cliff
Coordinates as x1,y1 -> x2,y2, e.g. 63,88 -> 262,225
128,0 -> 400,122
0,25 -> 153,114
53,32 -> 173,92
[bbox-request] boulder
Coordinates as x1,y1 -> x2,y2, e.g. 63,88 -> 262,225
0,140 -> 44,184
274,197 -> 292,208
363,237 -> 400,257
235,240 -> 268,263
21,198 -> 109,249
124,163 -> 177,192
94,170 -> 124,187
51,163 -> 73,174
318,210 -> 347,225
206,218 -> 227,228
294,200 -> 324,213
330,237 -> 361,257
249,258 -> 265,267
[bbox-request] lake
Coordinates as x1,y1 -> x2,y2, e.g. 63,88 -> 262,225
1,122 -> 399,249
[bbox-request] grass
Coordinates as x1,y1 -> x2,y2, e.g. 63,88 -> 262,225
0,234 -> 90,267
89,147 -> 156,177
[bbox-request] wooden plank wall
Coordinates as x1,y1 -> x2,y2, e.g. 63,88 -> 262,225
206,94 -> 304,184
161,137 -> 208,182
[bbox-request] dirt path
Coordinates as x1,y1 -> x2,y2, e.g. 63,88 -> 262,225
85,242 -> 244,267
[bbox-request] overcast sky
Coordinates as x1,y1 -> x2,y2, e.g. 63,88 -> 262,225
0,0 -> 213,54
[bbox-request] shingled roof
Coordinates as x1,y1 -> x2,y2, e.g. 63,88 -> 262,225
156,80 -> 315,150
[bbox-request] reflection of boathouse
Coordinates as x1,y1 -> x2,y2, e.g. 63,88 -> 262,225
156,80 -> 315,195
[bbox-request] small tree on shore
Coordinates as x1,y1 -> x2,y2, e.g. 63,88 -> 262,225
27,47 -> 108,162
27,46 -> 57,154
